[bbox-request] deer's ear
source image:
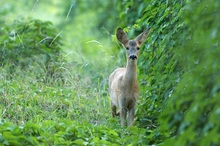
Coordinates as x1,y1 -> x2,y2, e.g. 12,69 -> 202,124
116,28 -> 129,45
135,28 -> 151,46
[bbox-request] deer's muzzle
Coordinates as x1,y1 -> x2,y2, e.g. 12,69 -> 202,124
129,55 -> 137,60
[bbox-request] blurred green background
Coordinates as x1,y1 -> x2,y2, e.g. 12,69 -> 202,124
0,0 -> 220,145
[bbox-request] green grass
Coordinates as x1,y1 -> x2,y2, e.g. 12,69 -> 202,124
0,60 -> 149,145
0,62 -> 109,124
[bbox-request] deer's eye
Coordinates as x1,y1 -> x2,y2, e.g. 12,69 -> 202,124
137,47 -> 140,50
126,47 -> 129,50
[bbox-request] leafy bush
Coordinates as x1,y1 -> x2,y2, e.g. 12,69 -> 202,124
1,17 -> 62,63
160,0 -> 220,145
0,18 -> 63,80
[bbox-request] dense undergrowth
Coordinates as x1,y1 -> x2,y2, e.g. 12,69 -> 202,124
0,0 -> 220,145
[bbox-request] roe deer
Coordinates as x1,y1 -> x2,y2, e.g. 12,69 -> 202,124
109,28 -> 150,127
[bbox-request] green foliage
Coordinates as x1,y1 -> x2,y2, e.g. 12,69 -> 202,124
0,120 -> 150,145
0,18 -> 62,64
1,0 -> 220,145
160,0 -> 220,145
0,18 -> 63,81
135,0 -> 184,128
0,17 -> 65,83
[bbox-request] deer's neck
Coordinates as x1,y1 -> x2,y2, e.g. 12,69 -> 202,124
124,60 -> 137,86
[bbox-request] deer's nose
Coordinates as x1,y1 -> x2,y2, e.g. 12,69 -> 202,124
129,55 -> 137,60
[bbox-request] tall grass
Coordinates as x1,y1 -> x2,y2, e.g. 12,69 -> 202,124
0,55 -> 113,126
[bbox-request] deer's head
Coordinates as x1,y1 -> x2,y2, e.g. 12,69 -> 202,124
116,28 -> 151,61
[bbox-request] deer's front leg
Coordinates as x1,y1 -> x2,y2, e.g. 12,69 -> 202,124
119,97 -> 127,127
128,107 -> 135,126
120,106 -> 127,127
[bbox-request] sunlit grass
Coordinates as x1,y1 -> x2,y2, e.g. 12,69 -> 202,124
0,61 -> 112,126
